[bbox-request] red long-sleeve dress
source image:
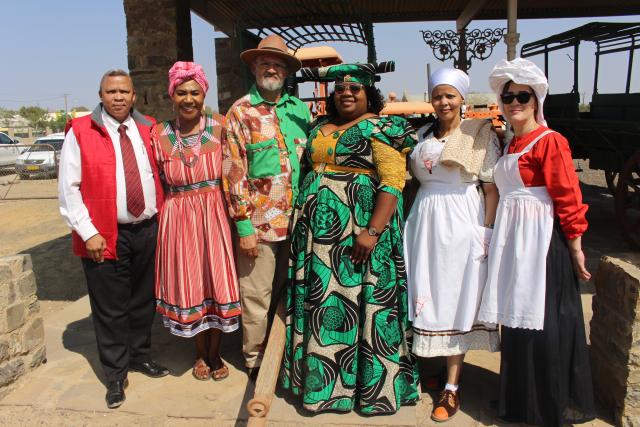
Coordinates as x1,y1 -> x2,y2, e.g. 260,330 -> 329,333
495,125 -> 595,427
507,125 -> 588,239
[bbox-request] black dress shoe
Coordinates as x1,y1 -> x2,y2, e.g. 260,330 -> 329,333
129,360 -> 170,378
106,378 -> 128,409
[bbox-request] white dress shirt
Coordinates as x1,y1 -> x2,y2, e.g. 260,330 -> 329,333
58,108 -> 157,241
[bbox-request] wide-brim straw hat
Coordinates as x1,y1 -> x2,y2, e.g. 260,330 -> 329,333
240,34 -> 302,74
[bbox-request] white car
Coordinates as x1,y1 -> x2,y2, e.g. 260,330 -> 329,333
15,133 -> 65,179
0,132 -> 23,169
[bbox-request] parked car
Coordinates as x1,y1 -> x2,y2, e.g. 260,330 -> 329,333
0,132 -> 23,170
15,133 -> 65,179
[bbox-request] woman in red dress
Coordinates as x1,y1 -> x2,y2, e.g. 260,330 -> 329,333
153,62 -> 241,381
479,58 -> 595,426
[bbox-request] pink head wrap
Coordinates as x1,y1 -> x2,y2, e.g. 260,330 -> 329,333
168,61 -> 209,97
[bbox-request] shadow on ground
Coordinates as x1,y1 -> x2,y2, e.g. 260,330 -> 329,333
21,234 -> 86,301
270,355 -> 502,423
61,313 -> 246,385
417,356 -> 502,425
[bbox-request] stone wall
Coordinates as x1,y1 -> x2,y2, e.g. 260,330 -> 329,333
591,255 -> 640,426
0,255 -> 45,400
215,37 -> 246,115
215,31 -> 260,114
124,1 -> 262,116
124,0 -> 193,121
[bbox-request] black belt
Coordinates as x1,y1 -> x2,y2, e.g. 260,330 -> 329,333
118,215 -> 156,231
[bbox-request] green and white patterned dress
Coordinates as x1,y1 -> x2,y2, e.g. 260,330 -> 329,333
281,115 -> 420,414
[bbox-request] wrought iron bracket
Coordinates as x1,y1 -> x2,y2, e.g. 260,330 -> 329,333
421,28 -> 506,72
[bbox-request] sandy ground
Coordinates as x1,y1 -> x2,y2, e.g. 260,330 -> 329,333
0,176 -> 86,316
0,161 -> 629,425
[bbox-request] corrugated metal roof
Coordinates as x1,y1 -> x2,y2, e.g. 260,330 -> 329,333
192,0 -> 640,35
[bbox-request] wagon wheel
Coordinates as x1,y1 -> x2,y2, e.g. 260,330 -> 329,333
615,150 -> 640,250
605,171 -> 619,195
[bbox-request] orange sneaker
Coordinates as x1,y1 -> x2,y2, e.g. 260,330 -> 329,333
431,389 -> 460,422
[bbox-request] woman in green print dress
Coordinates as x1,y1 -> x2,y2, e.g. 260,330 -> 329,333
281,63 -> 420,415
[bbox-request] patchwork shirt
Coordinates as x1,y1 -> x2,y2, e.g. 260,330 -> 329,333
222,84 -> 310,242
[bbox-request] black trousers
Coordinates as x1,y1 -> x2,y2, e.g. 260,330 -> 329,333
82,219 -> 158,382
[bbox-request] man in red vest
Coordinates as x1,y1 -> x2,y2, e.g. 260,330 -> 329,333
58,69 -> 169,409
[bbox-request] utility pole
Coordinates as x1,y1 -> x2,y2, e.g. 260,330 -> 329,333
63,93 -> 69,118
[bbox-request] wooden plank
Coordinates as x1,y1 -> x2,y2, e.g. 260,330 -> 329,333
456,0 -> 490,31
190,0 -> 235,36
247,299 -> 287,426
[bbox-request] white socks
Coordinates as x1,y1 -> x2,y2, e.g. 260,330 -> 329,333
444,383 -> 458,392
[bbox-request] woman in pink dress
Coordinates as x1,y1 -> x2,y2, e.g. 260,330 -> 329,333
153,62 -> 240,381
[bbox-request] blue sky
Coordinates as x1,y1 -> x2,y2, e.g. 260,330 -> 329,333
1,1 -> 638,111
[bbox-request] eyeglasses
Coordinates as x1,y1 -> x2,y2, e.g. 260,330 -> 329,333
500,91 -> 534,105
256,61 -> 287,71
334,83 -> 364,95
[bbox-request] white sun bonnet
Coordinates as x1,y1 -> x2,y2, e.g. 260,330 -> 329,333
489,57 -> 549,126
430,67 -> 470,99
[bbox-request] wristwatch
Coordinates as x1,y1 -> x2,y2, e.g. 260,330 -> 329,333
367,226 -> 381,237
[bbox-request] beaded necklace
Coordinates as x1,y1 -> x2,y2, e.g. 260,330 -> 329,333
169,115 -> 206,167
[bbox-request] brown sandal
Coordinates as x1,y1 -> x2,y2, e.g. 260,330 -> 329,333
211,360 -> 229,381
192,358 -> 211,381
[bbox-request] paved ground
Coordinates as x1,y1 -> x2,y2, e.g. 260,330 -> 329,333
0,161 -> 630,426
0,294 -> 609,426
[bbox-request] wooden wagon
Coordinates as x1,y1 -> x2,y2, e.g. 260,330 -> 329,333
521,22 -> 640,248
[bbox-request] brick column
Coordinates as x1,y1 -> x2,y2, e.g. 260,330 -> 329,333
123,0 -> 193,121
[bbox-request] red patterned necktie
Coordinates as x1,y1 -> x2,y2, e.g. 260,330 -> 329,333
118,124 -> 145,217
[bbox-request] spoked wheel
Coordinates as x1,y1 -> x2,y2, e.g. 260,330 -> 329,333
615,150 -> 640,250
605,171 -> 619,195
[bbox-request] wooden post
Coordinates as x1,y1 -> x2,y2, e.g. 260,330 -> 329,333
457,29 -> 468,73
246,299 -> 287,426
505,0 -> 519,60
365,22 -> 377,64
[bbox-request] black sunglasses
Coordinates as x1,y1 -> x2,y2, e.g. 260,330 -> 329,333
500,91 -> 534,105
335,83 -> 364,94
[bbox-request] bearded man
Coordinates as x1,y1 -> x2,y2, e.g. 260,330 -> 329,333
222,34 -> 310,378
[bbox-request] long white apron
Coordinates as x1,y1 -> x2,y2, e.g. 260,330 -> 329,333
477,130 -> 555,330
405,138 -> 489,331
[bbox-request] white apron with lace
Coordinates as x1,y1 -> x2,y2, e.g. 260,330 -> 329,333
405,134 -> 498,356
478,130 -> 555,330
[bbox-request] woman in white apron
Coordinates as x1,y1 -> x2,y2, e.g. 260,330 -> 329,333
479,58 -> 595,426
404,68 -> 500,422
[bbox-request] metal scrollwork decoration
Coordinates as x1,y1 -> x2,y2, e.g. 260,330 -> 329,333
421,28 -> 506,71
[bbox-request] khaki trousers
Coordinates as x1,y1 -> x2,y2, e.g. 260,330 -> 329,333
235,239 -> 289,368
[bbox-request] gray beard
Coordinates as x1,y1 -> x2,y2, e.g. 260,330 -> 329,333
258,77 -> 284,92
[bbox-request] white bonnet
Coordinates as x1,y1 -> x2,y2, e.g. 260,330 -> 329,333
489,57 -> 548,126
430,67 -> 470,99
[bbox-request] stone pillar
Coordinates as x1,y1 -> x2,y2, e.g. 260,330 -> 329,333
215,37 -> 245,115
0,255 -> 45,400
590,256 -> 640,426
124,0 -> 193,121
215,31 -> 260,114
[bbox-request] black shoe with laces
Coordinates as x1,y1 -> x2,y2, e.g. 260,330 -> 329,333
129,360 -> 170,378
106,378 -> 128,409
